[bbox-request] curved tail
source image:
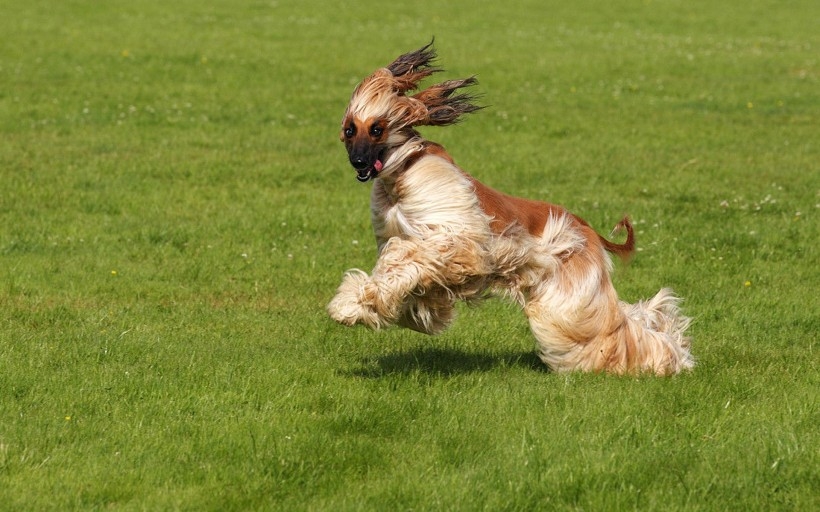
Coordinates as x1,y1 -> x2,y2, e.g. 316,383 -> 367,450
600,216 -> 635,261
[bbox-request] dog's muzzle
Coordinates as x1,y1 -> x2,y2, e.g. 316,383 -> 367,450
350,157 -> 384,182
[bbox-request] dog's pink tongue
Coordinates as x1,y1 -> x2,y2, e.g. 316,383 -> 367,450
374,160 -> 383,172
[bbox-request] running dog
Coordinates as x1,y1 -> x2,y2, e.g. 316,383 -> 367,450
327,42 -> 693,375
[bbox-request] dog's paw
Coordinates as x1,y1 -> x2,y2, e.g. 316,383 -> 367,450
327,270 -> 382,328
327,296 -> 367,326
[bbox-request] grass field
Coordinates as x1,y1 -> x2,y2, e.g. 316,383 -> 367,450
1,0 -> 818,510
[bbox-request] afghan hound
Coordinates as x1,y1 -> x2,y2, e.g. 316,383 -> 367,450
327,42 -> 693,375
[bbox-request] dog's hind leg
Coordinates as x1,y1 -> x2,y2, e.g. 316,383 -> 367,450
525,274 -> 693,375
617,288 -> 694,374
524,271 -> 623,373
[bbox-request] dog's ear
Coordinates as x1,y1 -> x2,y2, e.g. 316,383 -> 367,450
387,40 -> 441,93
412,77 -> 484,126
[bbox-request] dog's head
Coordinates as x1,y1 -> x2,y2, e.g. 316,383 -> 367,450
340,41 -> 482,182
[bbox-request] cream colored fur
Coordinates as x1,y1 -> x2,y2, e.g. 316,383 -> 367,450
327,137 -> 693,375
328,46 -> 693,375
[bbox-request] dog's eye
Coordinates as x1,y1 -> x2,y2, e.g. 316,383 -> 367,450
369,125 -> 383,137
344,126 -> 355,138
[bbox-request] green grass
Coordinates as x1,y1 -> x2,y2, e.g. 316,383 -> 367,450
1,0 -> 818,510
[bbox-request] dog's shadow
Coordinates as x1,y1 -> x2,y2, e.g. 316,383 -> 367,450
347,347 -> 549,378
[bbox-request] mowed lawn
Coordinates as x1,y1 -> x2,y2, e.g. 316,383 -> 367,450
1,0 -> 817,510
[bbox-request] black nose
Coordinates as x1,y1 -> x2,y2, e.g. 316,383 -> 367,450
350,156 -> 369,170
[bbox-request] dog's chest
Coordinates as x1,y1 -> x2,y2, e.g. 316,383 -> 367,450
370,158 -> 489,245
374,199 -> 417,240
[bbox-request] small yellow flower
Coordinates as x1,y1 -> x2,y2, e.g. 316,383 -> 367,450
746,102 -> 754,109
111,270 -> 118,276
744,280 -> 752,287
65,416 -> 71,421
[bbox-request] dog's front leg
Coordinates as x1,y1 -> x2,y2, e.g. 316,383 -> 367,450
327,237 -> 433,330
326,268 -> 384,328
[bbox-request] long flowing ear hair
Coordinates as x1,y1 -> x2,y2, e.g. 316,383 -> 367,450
344,40 -> 483,130
386,41 -> 441,92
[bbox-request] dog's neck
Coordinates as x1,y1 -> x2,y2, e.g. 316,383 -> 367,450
376,136 -> 427,184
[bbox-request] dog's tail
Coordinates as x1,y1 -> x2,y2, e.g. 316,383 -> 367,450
600,216 -> 635,261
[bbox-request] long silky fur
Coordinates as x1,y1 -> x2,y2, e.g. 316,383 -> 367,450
328,43 -> 694,375
387,41 -> 436,74
412,78 -> 484,126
